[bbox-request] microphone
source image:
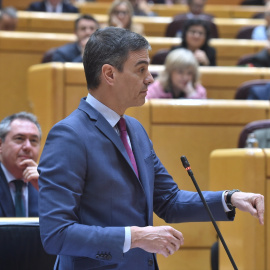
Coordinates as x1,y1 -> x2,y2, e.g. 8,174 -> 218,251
180,155 -> 238,270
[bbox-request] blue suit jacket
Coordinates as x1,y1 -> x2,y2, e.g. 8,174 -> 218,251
0,164 -> 39,217
27,1 -> 78,13
52,42 -> 82,63
248,83 -> 270,100
38,98 -> 232,270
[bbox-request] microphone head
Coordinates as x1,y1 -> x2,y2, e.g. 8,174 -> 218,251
180,156 -> 190,169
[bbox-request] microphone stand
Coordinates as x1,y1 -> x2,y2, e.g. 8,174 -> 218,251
180,155 -> 238,270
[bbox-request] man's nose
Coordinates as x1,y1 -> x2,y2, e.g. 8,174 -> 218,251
145,71 -> 154,85
22,139 -> 31,149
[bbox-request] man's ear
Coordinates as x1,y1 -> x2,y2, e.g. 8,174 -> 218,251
102,64 -> 115,85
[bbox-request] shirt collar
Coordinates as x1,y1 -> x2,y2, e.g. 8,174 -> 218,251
86,93 -> 121,128
45,1 -> 63,12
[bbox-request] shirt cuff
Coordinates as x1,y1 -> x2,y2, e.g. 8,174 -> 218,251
123,226 -> 131,253
222,190 -> 231,212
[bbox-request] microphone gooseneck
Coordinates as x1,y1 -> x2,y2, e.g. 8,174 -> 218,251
180,155 -> 238,270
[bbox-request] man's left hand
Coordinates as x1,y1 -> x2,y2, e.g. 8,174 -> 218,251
231,192 -> 264,225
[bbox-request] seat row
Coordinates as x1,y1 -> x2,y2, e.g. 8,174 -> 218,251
77,2 -> 266,19
16,11 -> 265,38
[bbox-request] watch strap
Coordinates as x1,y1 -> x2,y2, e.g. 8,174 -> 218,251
226,189 -> 240,210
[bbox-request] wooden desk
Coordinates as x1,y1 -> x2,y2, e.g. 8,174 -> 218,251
209,148 -> 268,270
16,11 -> 266,39
77,3 -> 265,19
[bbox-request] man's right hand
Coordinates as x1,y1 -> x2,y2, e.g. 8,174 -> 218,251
130,226 -> 184,257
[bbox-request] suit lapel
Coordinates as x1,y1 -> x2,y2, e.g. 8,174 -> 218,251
0,165 -> 15,217
79,99 -> 139,179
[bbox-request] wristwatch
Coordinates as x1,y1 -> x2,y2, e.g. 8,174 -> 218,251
226,189 -> 240,210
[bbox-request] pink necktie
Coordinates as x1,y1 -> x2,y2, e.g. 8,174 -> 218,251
118,118 -> 139,177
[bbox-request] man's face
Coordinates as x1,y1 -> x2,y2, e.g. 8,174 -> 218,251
0,14 -> 17,31
75,19 -> 98,42
0,119 -> 40,178
189,0 -> 206,15
112,49 -> 154,114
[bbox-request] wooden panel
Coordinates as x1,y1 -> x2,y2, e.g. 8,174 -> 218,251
28,63 -> 65,151
2,0 -> 32,10
150,99 -> 270,124
77,3 -> 262,18
209,149 -> 266,270
0,31 -> 75,121
15,11 -> 267,39
154,215 -> 217,248
157,249 -> 211,270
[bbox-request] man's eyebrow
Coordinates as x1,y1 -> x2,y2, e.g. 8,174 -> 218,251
13,133 -> 39,138
135,60 -> 150,67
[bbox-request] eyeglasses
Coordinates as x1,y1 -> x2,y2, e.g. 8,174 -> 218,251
187,29 -> 206,37
113,10 -> 128,16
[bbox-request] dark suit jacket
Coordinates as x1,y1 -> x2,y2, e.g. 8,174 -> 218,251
250,49 -> 270,68
248,83 -> 270,100
52,42 -> 82,63
38,98 -> 232,270
0,164 -> 38,217
27,1 -> 78,13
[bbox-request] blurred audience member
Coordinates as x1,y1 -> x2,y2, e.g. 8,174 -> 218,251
241,0 -> 268,5
27,0 -> 79,13
107,0 -> 144,35
147,48 -> 207,99
252,3 -> 270,40
171,19 -> 216,66
174,0 -> 214,21
243,40 -> 270,67
0,112 -> 41,217
0,7 -> 17,31
52,14 -> 99,62
129,0 -> 156,16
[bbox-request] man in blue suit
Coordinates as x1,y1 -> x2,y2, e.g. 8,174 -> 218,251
0,112 -> 41,217
27,0 -> 78,13
38,27 -> 264,270
52,14 -> 99,63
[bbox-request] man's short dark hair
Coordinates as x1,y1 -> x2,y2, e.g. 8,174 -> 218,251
74,14 -> 99,31
83,27 -> 150,90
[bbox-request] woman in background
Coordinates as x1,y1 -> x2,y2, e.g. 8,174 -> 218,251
147,48 -> 207,99
107,0 -> 144,35
172,19 -> 216,66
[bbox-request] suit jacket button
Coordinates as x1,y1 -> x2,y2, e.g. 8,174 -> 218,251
107,254 -> 112,260
148,259 -> 153,266
96,254 -> 100,259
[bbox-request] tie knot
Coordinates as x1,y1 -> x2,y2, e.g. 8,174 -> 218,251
13,180 -> 24,192
118,117 -> 127,132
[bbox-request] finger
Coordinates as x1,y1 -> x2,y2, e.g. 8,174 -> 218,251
20,159 -> 37,167
255,195 -> 264,225
171,228 -> 184,246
